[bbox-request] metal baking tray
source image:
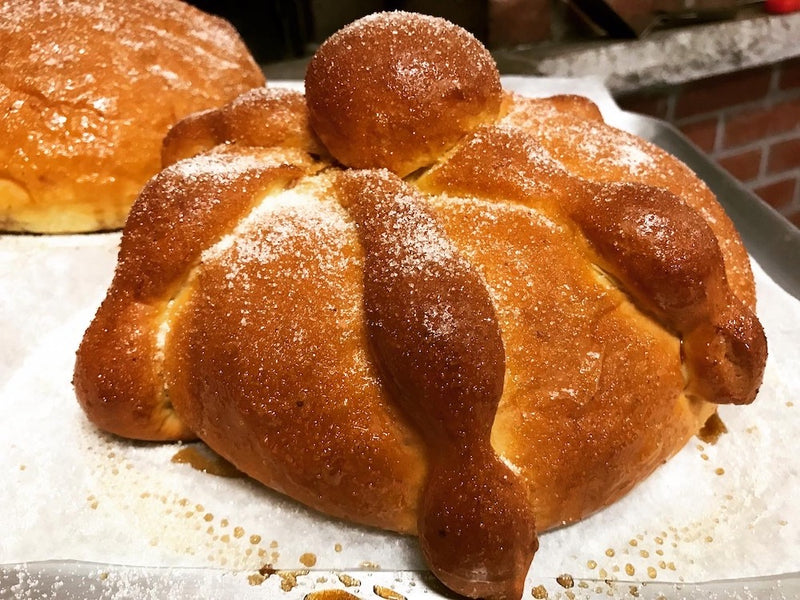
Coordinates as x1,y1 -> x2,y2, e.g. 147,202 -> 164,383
2,560 -> 799,599
2,79 -> 798,599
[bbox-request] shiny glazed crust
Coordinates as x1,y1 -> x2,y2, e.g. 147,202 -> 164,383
0,0 -> 265,233
73,12 -> 767,600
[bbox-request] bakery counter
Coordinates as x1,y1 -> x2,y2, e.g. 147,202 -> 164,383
493,11 -> 800,94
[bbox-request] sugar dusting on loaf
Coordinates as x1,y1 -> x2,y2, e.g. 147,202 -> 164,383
72,10 -> 766,600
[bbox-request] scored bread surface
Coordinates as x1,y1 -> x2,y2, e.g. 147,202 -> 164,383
73,11 -> 767,600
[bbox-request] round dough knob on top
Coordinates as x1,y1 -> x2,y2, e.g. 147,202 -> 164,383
305,11 -> 502,176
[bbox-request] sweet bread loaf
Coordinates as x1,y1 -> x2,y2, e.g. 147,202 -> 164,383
73,11 -> 767,600
0,0 -> 264,233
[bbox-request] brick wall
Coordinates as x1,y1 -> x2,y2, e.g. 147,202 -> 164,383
615,57 -> 800,230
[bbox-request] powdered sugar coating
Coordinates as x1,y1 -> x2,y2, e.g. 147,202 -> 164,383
351,170 -> 462,279
203,177 -> 353,278
162,150 -> 294,190
417,124 -> 576,211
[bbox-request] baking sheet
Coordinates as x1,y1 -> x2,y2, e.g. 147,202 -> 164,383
1,78 -> 799,599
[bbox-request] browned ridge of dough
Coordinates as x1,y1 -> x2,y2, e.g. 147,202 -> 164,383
568,183 -> 766,406
500,93 -> 757,309
74,147 -> 321,440
339,170 -> 537,599
73,11 -> 767,600
417,125 -> 766,406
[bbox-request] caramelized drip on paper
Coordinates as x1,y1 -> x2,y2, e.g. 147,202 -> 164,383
305,591 -> 361,600
171,445 -> 243,478
697,412 -> 728,444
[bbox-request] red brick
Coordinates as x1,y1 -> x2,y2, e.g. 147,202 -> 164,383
674,66 -> 772,119
778,57 -> 800,91
767,137 -> 800,174
722,98 -> 800,148
717,148 -> 762,183
615,91 -> 671,120
678,117 -> 718,154
753,178 -> 796,210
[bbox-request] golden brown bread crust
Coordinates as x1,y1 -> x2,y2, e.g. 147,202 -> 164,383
161,87 -> 325,167
74,146 -> 730,595
305,11 -> 502,177
74,147 -> 321,440
163,171 -> 428,532
338,170 -> 537,598
500,93 -> 757,309
73,11 -> 767,600
0,0 -> 265,233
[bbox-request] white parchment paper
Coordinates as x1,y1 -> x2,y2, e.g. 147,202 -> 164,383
1,79 -> 798,597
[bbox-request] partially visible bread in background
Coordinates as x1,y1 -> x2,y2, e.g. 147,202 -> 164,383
0,0 -> 265,233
